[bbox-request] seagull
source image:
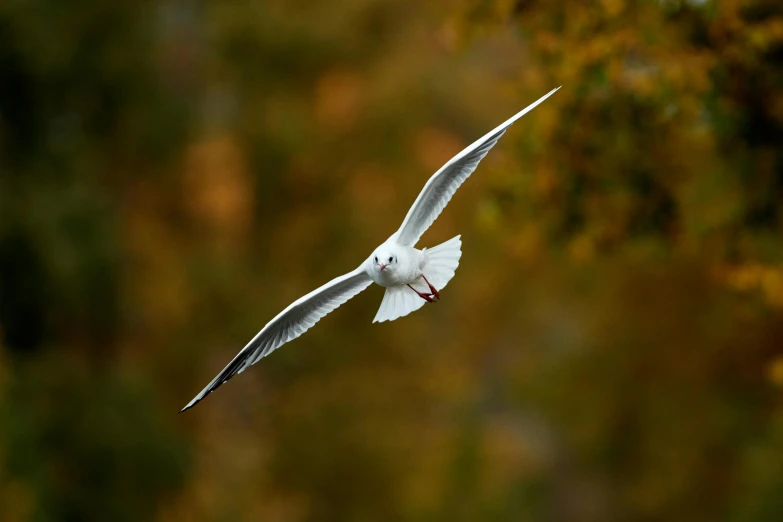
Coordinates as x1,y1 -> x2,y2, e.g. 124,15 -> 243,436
181,86 -> 560,412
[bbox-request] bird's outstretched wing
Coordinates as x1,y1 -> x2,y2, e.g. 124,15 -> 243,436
391,87 -> 560,247
181,266 -> 372,412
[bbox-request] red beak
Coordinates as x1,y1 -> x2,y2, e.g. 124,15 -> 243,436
379,263 -> 387,271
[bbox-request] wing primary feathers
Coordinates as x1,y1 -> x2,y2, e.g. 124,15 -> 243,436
180,267 -> 372,412
392,87 -> 560,246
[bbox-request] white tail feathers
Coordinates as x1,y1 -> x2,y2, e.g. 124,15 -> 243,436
421,235 -> 462,291
372,284 -> 426,323
373,235 -> 462,323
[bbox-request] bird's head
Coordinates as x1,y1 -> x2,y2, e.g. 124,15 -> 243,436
371,248 -> 399,274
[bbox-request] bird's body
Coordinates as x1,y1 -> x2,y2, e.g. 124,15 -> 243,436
366,243 -> 424,288
181,86 -> 561,412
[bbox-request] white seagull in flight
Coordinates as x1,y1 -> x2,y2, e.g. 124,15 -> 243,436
181,87 -> 560,411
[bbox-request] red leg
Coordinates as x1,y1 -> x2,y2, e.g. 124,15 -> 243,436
407,284 -> 434,303
421,275 -> 440,301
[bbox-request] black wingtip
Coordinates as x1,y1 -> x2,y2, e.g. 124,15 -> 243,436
179,389 -> 210,413
179,387 -> 214,413
179,399 -> 198,413
178,371 -> 237,414
177,326 -> 264,414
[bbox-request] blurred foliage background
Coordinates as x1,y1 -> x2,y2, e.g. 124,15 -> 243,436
1,0 -> 783,520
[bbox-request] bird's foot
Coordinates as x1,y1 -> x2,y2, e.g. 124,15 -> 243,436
408,284 -> 436,303
421,275 -> 440,301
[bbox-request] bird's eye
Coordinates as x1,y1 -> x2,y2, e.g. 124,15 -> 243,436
374,256 -> 378,263
389,256 -> 393,263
